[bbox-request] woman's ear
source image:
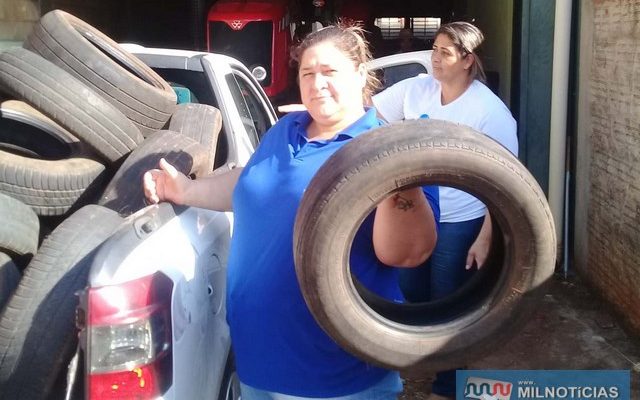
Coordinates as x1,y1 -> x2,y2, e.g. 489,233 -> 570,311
463,53 -> 475,70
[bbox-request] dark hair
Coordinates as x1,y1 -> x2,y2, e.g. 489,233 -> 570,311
436,21 -> 487,83
290,21 -> 380,102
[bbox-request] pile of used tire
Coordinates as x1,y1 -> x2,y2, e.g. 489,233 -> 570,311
0,10 -> 221,398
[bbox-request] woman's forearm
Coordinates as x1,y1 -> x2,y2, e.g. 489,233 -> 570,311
182,167 -> 243,211
372,188 -> 437,267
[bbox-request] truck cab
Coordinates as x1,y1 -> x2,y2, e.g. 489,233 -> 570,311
207,0 -> 293,103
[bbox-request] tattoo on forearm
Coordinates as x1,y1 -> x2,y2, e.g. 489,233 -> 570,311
392,193 -> 415,211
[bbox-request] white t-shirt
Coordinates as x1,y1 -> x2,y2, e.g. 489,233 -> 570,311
372,75 -> 518,223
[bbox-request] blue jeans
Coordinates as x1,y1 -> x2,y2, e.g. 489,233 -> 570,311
398,216 -> 485,397
239,371 -> 402,399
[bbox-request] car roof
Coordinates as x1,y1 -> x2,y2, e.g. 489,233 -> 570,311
119,43 -> 242,72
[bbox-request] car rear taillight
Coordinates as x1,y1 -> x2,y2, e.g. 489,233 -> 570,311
86,272 -> 173,399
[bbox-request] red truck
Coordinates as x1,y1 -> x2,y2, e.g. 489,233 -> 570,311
207,0 -> 293,102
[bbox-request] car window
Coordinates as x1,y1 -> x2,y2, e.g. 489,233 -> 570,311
145,66 -> 231,170
234,73 -> 272,139
225,74 -> 259,149
225,71 -> 273,145
150,68 -> 219,108
374,63 -> 428,94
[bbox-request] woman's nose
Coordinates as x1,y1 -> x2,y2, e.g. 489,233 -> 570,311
311,73 -> 328,89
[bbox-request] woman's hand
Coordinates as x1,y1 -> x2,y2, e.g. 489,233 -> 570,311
143,158 -> 191,205
465,213 -> 493,270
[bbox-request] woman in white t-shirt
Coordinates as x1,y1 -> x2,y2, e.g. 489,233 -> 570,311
372,21 -> 518,400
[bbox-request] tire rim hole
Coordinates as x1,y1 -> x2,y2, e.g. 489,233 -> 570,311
352,208 -> 507,326
0,118 -> 74,159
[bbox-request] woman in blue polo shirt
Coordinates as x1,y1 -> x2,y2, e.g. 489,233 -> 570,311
143,23 -> 439,399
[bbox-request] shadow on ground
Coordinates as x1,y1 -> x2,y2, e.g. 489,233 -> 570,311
400,272 -> 640,398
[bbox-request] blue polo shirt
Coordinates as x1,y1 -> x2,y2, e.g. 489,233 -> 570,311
227,108 -> 439,397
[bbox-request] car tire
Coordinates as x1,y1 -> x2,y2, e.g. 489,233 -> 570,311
0,193 -> 39,264
0,253 -> 20,313
168,103 -> 223,171
0,149 -> 107,216
293,119 -> 557,372
0,205 -> 123,400
0,47 -> 142,163
25,10 -> 177,137
0,100 -> 89,159
98,130 -> 208,216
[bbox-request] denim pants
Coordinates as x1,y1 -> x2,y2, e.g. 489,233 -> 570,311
239,371 -> 402,400
398,216 -> 485,397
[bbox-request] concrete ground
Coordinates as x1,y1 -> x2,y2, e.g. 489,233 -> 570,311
399,272 -> 640,399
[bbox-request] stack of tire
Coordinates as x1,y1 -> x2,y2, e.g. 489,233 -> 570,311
0,10 -> 223,399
